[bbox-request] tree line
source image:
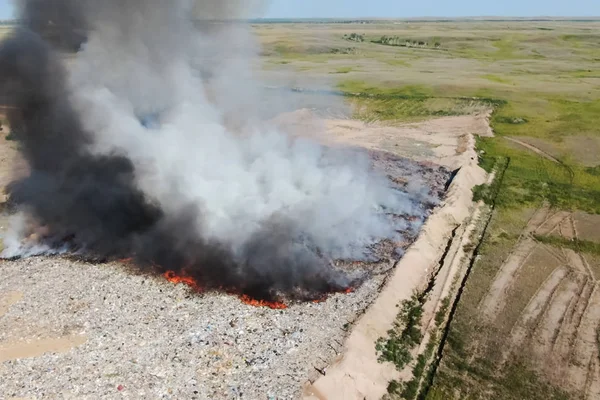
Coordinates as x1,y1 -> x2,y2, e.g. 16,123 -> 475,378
343,33 -> 365,42
342,33 -> 442,48
373,36 -> 441,48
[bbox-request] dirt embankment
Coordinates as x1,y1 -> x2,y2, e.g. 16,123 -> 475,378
303,119 -> 488,400
272,110 -> 493,170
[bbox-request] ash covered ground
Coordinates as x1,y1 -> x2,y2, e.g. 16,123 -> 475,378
0,151 -> 450,399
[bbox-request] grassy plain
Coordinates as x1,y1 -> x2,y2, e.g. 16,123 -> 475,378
256,21 -> 600,214
256,19 -> 600,399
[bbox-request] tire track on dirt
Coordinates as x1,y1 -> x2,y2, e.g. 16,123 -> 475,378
480,238 -> 537,320
536,211 -> 572,236
533,271 -> 580,358
504,137 -> 561,164
479,208 -> 567,322
552,273 -> 587,351
504,137 -> 575,184
509,266 -> 567,352
571,287 -> 600,398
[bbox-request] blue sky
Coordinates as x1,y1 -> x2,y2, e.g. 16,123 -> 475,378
265,0 -> 599,18
0,0 -> 11,19
0,0 -> 598,19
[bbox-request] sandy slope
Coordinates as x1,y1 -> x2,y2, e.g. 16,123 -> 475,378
302,117 -> 487,400
272,110 -> 493,170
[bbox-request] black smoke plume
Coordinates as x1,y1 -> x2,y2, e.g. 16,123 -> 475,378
18,0 -> 87,51
0,5 -> 352,302
0,1 -> 419,302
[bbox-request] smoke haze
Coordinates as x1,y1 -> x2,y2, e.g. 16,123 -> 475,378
1,0 -> 432,301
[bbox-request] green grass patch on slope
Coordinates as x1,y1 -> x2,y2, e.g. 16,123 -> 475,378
336,77 -> 600,210
338,80 -> 435,97
331,66 -> 353,74
337,80 -> 499,122
399,333 -> 438,400
481,74 -> 512,84
491,37 -> 519,59
477,137 -> 600,213
382,58 -> 412,68
569,69 -> 600,78
491,97 -> 600,139
534,235 -> 600,256
377,294 -> 424,371
473,157 -> 509,205
350,97 -> 488,122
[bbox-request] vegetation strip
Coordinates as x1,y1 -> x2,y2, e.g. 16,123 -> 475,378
533,235 -> 600,257
378,227 -> 459,399
376,294 -> 425,372
421,158 -> 509,399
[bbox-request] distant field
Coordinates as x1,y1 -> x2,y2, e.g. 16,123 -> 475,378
256,20 -> 600,399
0,26 -> 12,38
256,20 -> 600,212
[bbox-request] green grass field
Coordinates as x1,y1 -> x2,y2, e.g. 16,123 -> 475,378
257,20 -> 600,213
256,19 -> 600,399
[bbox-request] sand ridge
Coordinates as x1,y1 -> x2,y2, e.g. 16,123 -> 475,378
303,123 -> 487,400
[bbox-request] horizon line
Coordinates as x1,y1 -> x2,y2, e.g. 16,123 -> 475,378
1,16 -> 599,22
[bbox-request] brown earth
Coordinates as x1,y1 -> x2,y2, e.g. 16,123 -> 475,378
478,205 -> 600,399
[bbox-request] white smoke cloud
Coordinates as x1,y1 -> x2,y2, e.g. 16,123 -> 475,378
0,0 -> 433,280
60,0 -> 425,262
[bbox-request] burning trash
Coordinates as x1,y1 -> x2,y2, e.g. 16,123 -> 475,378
0,0 -> 439,306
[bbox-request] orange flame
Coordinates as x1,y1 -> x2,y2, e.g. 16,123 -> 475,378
160,272 -> 354,310
163,270 -> 202,292
240,295 -> 288,310
162,271 -> 286,309
314,287 -> 353,302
